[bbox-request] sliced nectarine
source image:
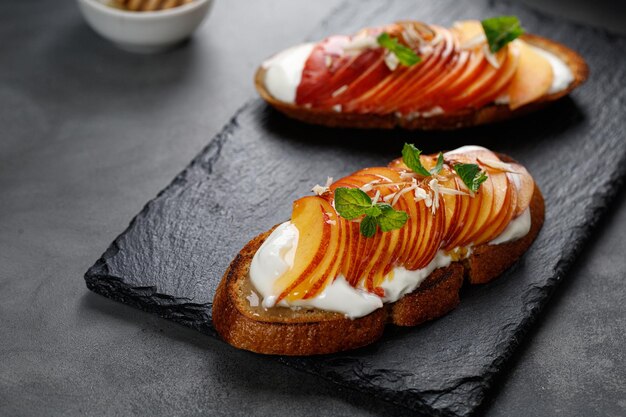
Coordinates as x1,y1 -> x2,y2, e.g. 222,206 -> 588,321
318,56 -> 390,108
301,206 -> 344,299
443,176 -> 473,250
443,45 -> 509,111
508,163 -> 534,216
296,36 -> 351,104
344,31 -> 444,113
380,27 -> 456,113
274,197 -> 333,302
398,49 -> 470,113
465,40 -> 520,109
473,173 -> 516,244
452,20 -> 484,44
431,45 -> 488,107
508,40 -> 553,110
309,48 -> 385,107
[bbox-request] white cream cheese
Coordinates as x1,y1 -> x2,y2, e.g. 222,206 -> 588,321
262,41 -> 574,106
262,43 -> 315,103
379,251 -> 453,303
444,145 -> 489,156
249,221 -> 298,307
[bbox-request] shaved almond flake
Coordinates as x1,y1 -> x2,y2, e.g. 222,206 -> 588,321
331,85 -> 349,97
460,33 -> 486,50
312,176 -> 333,195
483,44 -> 501,69
392,184 -> 417,207
476,157 -> 516,172
372,190 -> 381,205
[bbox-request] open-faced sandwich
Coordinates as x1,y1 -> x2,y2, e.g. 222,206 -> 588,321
213,145 -> 545,355
255,17 -> 588,130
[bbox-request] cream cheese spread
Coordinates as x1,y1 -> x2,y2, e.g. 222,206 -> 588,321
262,43 -> 315,103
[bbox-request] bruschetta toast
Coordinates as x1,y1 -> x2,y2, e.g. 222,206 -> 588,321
255,18 -> 588,130
213,145 -> 545,355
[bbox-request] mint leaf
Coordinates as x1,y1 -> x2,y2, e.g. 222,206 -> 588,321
430,152 -> 444,175
481,16 -> 524,53
454,163 -> 488,193
376,204 -> 409,232
334,186 -> 409,237
360,216 -> 378,238
377,33 -> 422,67
364,205 -> 382,217
334,187 -> 372,220
402,143 -> 431,176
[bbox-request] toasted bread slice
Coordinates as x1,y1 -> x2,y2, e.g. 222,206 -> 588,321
254,34 -> 588,130
213,182 -> 544,355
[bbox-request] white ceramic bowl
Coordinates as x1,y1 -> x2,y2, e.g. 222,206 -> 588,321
77,0 -> 212,53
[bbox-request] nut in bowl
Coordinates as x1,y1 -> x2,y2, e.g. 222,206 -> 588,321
77,0 -> 213,53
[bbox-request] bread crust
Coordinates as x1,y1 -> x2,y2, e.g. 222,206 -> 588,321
213,185 -> 545,355
254,34 -> 588,130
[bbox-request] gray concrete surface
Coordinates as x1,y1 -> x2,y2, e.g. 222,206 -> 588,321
0,1 -> 624,416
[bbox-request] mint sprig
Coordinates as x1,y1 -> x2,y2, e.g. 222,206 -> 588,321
402,144 -> 444,176
334,187 -> 409,238
402,143 -> 431,176
431,152 -> 444,175
377,33 -> 422,67
453,163 -> 488,193
481,16 -> 524,53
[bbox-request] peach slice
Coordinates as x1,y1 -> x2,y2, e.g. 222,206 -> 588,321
443,176 -> 473,250
380,27 -> 456,113
302,206 -> 345,299
508,164 -> 535,216
341,220 -> 361,284
274,197 -> 333,302
398,49 -> 470,113
459,174 -> 495,244
296,35 -> 352,104
434,47 -> 488,107
344,30 -> 445,113
442,45 -> 509,111
452,20 -> 484,44
413,200 -> 445,269
508,40 -> 554,110
473,174 -> 516,244
317,55 -> 391,107
371,223 -> 405,295
396,186 -> 419,266
465,40 -> 520,110
309,48 -> 386,107
405,195 -> 430,270
361,232 -> 393,293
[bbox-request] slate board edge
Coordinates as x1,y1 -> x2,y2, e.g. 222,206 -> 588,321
83,102 -> 256,336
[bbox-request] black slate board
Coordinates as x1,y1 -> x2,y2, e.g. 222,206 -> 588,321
85,1 -> 626,416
